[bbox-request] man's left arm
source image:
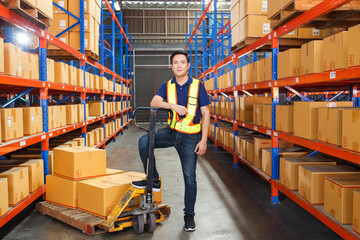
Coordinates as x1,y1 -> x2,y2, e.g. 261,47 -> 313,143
195,105 -> 210,155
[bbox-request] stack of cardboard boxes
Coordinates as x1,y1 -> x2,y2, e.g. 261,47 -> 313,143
46,147 -> 160,218
49,0 -> 100,55
0,159 -> 45,218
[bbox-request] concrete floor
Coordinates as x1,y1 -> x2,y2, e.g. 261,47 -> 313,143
0,126 -> 342,240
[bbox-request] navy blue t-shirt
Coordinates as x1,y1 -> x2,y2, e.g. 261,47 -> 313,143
156,76 -> 211,124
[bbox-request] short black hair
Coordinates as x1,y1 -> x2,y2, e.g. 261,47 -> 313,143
170,50 -> 190,64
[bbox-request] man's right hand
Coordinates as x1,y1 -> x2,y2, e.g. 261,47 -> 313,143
172,104 -> 188,116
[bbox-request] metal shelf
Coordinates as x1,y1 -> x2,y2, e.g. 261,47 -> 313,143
208,67 -> 360,95
0,185 -> 46,228
95,119 -> 133,148
0,108 -> 131,156
211,113 -> 360,166
211,136 -> 359,240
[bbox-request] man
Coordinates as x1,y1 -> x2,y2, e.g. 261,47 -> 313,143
132,50 -> 211,232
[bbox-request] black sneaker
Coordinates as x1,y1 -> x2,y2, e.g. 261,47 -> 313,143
131,179 -> 161,192
184,214 -> 196,232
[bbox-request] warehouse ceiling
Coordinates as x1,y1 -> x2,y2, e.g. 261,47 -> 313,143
109,0 -> 230,10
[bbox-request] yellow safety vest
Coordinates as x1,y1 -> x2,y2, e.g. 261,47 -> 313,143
167,78 -> 202,134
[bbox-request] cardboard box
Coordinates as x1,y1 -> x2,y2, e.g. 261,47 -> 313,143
47,58 -> 55,82
0,159 -> 44,193
298,165 -> 358,204
54,62 -> 69,84
323,31 -> 348,71
318,107 -> 350,146
4,43 -> 22,76
67,0 -> 96,15
278,48 -> 301,79
324,174 -> 360,224
77,104 -> 84,122
262,104 -> 272,129
53,0 -> 66,12
240,0 -> 268,20
65,105 -> 78,125
348,24 -> 360,68
88,101 -> 104,116
76,68 -> 84,87
253,104 -> 263,126
48,31 -> 69,50
280,156 -> 337,190
239,15 -> 270,43
46,174 -> 77,208
253,137 -> 293,169
294,101 -> 352,140
301,40 -> 323,75
69,32 -> 95,52
77,174 -> 136,218
276,105 -> 294,133
106,168 -> 125,176
353,190 -> 360,234
267,0 -> 281,19
0,167 -> 29,206
36,0 -> 53,19
68,65 -> 77,86
57,105 -> 66,127
298,28 -> 322,39
246,138 -> 254,163
86,132 -> 94,147
69,13 -> 95,32
96,127 -> 104,142
342,108 -> 360,152
239,97 -> 272,122
1,108 -> 23,141
231,1 -> 240,28
261,148 -> 308,177
47,13 -> 68,32
53,147 -> 106,180
22,107 -> 43,135
0,38 -> 4,73
22,52 -> 39,79
0,178 -> 8,217
264,56 -> 272,81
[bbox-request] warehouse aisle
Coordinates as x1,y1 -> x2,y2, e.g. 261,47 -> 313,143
0,126 -> 341,240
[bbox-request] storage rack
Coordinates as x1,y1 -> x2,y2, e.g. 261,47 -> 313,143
185,0 -> 232,80
0,0 -> 133,228
188,0 -> 360,239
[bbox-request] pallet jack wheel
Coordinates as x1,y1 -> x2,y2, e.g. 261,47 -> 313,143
133,215 -> 144,234
145,213 -> 156,233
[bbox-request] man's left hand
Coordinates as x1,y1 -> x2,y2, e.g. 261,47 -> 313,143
195,139 -> 207,155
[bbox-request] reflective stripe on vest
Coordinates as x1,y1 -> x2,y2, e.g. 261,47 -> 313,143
167,79 -> 201,134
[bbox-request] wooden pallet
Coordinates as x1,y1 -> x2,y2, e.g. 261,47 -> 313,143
36,201 -> 171,235
231,37 -> 309,53
36,201 -> 105,235
270,0 -> 360,29
3,0 -> 51,28
47,49 -> 100,61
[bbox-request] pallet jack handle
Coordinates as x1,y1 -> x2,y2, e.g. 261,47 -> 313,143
132,107 -> 173,203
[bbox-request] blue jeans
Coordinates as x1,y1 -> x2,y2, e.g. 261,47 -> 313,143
138,127 -> 201,216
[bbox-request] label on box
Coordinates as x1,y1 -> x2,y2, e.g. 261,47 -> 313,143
84,20 -> 88,30
60,38 -> 66,43
7,117 -> 11,127
262,1 -> 268,11
31,114 -> 34,122
18,64 -> 22,73
263,23 -> 270,34
84,1 -> 87,11
85,39 -> 88,48
288,30 -> 295,35
58,1 -> 65,8
313,28 -> 320,36
59,20 -> 66,29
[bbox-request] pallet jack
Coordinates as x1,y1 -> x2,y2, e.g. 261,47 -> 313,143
36,107 -> 171,235
98,107 -> 172,234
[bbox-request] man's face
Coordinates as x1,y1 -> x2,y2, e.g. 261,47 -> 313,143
171,54 -> 190,78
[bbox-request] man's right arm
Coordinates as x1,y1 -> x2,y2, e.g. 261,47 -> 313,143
150,95 -> 187,116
